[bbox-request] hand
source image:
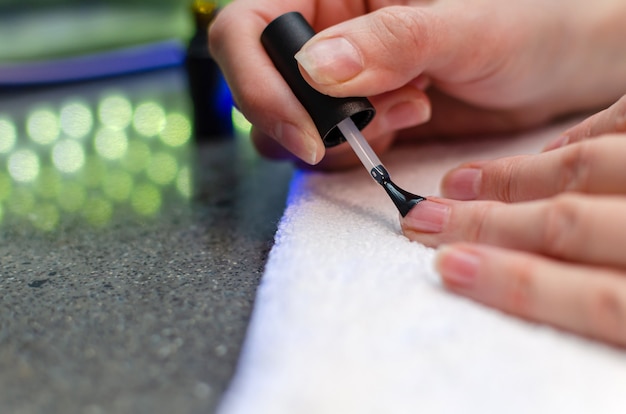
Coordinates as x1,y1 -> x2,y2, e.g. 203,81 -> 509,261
210,0 -> 626,168
401,131 -> 626,346
544,94 -> 626,151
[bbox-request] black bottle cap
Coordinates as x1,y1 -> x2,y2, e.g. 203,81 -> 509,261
261,12 -> 375,147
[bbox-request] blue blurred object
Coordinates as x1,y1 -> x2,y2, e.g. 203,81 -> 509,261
0,3 -> 192,86
0,41 -> 186,86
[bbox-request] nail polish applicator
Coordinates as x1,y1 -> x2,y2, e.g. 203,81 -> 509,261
261,12 -> 425,217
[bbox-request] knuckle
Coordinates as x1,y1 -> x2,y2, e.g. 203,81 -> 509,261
490,160 -> 518,202
372,7 -> 430,62
470,202 -> 496,243
559,142 -> 593,192
541,195 -> 581,259
503,263 -> 536,317
587,285 -> 625,344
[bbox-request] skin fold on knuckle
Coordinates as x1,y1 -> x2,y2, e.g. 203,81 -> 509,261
586,282 -> 626,346
500,262 -> 537,319
559,142 -> 593,193
540,195 -> 583,260
486,159 -> 519,202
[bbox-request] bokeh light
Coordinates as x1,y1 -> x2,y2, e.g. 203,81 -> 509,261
30,202 -> 60,232
83,196 -> 113,227
60,101 -> 93,139
121,140 -> 151,174
57,182 -> 86,212
82,156 -> 106,188
98,94 -> 133,131
131,183 -> 161,216
0,172 -> 12,202
103,170 -> 133,202
232,107 -> 252,135
176,166 -> 192,199
52,139 -> 86,173
0,116 -> 17,154
1,75 -> 195,232
6,187 -> 35,216
8,149 -> 40,183
159,113 -> 192,147
35,166 -> 62,199
94,127 -> 128,160
133,101 -> 166,137
27,108 -> 60,145
146,152 -> 178,186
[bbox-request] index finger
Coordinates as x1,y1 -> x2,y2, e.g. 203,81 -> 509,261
209,1 -> 323,163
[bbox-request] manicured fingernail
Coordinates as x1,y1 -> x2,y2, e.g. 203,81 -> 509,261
384,99 -> 431,130
402,199 -> 450,233
275,122 -> 321,164
543,135 -> 569,152
441,168 -> 482,200
435,245 -> 480,288
295,37 -> 363,85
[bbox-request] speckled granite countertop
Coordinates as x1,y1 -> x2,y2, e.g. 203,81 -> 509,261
0,68 -> 293,413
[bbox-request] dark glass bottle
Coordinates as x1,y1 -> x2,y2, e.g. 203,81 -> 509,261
185,0 -> 233,139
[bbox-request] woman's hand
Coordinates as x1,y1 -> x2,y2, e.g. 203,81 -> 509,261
401,102 -> 626,346
210,0 -> 626,169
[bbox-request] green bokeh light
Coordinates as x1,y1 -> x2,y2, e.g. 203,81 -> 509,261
8,149 -> 40,183
0,172 -> 12,202
159,112 -> 191,147
176,166 -> 192,199
30,202 -> 60,232
60,100 -> 93,139
7,187 -> 35,216
94,127 -> 128,160
98,94 -> 133,131
146,152 -> 178,186
232,107 -> 252,135
121,140 -> 152,174
57,181 -> 86,212
35,166 -> 62,199
27,108 -> 60,145
131,183 -> 161,216
0,116 -> 17,154
83,196 -> 113,227
133,101 -> 166,137
103,170 -> 133,202
52,139 -> 86,173
82,156 -> 107,188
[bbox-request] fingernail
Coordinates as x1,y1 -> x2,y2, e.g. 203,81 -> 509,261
441,168 -> 482,200
384,99 -> 431,130
275,122 -> 321,164
295,37 -> 363,85
543,135 -> 569,152
402,199 -> 450,233
435,245 -> 480,288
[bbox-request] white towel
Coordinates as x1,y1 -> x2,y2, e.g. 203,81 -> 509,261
219,120 -> 626,414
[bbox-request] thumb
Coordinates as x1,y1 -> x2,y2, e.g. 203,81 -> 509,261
294,5 -> 502,98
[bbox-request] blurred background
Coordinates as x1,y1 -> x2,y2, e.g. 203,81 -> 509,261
0,2 -> 294,413
0,0 -> 252,232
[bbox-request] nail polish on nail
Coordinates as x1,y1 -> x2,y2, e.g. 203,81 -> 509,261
442,168 -> 482,200
295,37 -> 363,85
543,135 -> 569,152
436,245 -> 480,288
275,122 -> 320,164
384,99 -> 431,130
402,199 -> 450,233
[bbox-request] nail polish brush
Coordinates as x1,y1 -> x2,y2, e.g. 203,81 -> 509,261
261,12 -> 425,217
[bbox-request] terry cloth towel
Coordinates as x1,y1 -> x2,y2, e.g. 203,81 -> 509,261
218,121 -> 626,414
